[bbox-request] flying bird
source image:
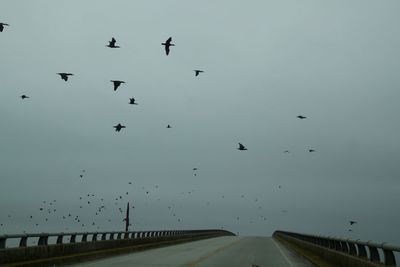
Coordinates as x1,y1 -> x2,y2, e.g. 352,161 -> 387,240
20,95 -> 29,99
106,38 -> 120,48
194,70 -> 204,76
167,124 -> 171,128
57,73 -> 74,81
113,123 -> 126,132
238,143 -> 247,151
284,150 -> 290,153
193,168 -> 198,171
161,37 -> 175,55
308,149 -> 315,152
129,98 -> 138,105
350,220 -> 357,225
297,115 -> 307,119
0,23 -> 9,32
111,80 -> 125,91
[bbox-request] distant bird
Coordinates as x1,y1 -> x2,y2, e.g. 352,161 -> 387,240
194,70 -> 204,76
284,150 -> 290,153
106,38 -> 120,48
20,95 -> 29,99
161,37 -> 174,55
111,80 -> 125,91
348,229 -> 353,232
167,124 -> 171,128
113,123 -> 126,132
308,149 -> 315,152
350,220 -> 357,225
57,73 -> 74,81
80,175 -> 83,178
238,143 -> 247,151
129,98 -> 138,105
193,168 -> 198,171
297,115 -> 307,119
0,23 -> 9,32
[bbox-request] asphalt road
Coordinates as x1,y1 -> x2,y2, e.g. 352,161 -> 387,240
70,236 -> 313,267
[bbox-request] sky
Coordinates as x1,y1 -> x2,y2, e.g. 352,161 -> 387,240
1,0 -> 400,246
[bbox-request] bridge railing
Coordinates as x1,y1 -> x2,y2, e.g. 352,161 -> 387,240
0,229 -> 234,265
0,229 -> 231,249
274,230 -> 400,266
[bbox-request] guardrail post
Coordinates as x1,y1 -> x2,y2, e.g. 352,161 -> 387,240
367,245 -> 380,262
101,233 -> 107,240
340,241 -> 349,253
0,237 -> 5,249
70,234 -> 76,243
383,248 -> 396,266
357,243 -> 367,258
117,233 -> 122,239
81,233 -> 88,242
109,233 -> 114,240
56,234 -> 63,244
38,235 -> 48,245
124,232 -> 129,239
328,239 -> 335,249
334,240 -> 341,251
92,233 -> 98,241
19,236 -> 27,247
348,242 -> 357,255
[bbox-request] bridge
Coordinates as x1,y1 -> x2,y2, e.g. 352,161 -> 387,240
0,229 -> 399,266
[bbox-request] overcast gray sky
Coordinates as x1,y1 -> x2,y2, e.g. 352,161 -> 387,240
1,0 -> 400,244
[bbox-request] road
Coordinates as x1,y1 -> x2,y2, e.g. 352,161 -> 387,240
70,236 -> 313,267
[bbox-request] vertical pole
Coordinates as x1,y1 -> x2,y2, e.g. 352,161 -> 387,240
125,202 -> 130,232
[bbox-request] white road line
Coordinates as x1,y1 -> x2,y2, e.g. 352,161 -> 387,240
272,238 -> 295,267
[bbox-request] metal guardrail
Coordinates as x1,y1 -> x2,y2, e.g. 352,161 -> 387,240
0,229 -> 232,249
274,230 -> 400,266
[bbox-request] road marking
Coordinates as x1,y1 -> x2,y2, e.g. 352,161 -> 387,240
272,238 -> 295,267
187,237 -> 243,267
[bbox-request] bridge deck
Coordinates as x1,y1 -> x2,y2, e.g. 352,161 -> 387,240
70,236 -> 313,267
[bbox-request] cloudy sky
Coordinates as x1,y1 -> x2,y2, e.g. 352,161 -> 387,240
1,0 -> 400,245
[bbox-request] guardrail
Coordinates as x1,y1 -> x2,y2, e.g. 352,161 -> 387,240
0,229 -> 234,265
274,230 -> 400,266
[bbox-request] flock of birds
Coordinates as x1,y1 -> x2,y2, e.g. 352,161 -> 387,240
0,22 -> 359,234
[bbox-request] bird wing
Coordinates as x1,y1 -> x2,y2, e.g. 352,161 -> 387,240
239,143 -> 245,149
